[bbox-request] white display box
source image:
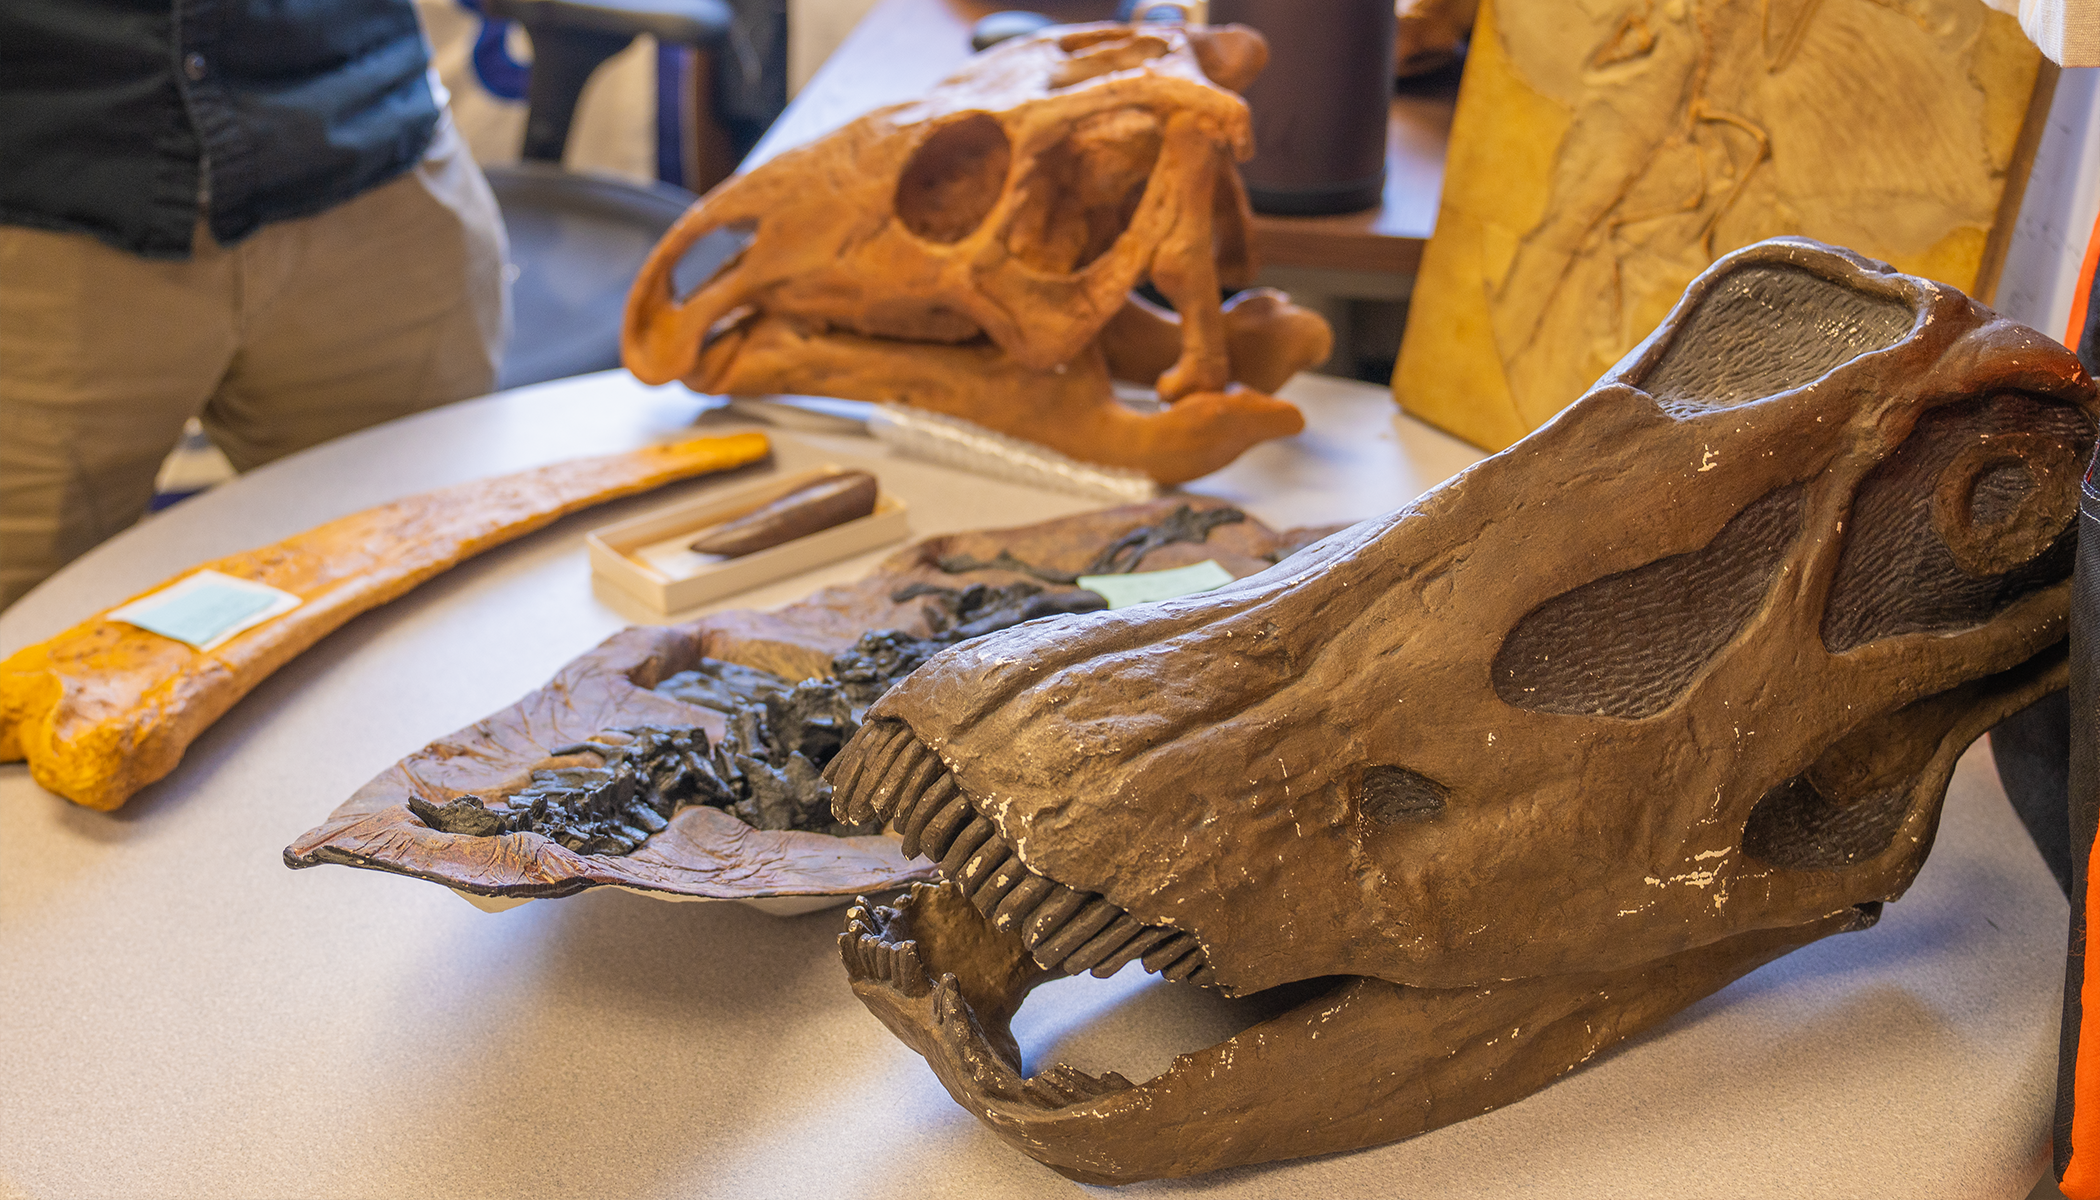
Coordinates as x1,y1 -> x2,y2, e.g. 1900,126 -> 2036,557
587,465 -> 909,614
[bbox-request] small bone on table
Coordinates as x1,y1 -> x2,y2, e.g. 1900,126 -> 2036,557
0,371 -> 2068,1200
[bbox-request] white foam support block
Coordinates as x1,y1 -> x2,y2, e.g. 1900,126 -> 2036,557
865,403 -> 1159,504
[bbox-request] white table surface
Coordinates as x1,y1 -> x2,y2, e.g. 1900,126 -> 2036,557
0,371 -> 2069,1200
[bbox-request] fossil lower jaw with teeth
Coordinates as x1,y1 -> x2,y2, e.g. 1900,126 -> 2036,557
828,720 -> 1215,988
828,724 -> 1859,1187
831,828 -> 1865,1187
828,725 -> 1877,1186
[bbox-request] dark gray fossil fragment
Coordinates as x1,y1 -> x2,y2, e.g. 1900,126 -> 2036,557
408,574 -> 1107,853
837,581 -> 1106,702
409,725 -> 735,854
653,657 -> 793,712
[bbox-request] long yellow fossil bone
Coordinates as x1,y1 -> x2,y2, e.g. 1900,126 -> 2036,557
0,432 -> 771,811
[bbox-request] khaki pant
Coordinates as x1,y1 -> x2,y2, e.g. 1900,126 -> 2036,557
0,119 -> 510,610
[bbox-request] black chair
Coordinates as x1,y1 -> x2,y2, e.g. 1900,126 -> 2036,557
476,0 -> 784,388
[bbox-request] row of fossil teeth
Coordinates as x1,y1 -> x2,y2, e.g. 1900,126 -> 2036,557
843,897 -> 1136,1108
841,898 -> 931,998
826,720 -> 1215,989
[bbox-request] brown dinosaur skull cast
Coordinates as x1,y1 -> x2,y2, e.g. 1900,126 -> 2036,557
622,22 -> 1330,485
824,239 -> 2100,1183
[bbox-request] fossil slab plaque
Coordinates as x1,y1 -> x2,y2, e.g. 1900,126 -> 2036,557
1394,0 -> 2050,451
284,500 -> 1330,904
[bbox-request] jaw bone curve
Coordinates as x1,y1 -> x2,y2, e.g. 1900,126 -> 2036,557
828,238 -> 2100,1182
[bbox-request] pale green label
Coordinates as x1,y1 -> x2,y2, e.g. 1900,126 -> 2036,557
106,570 -> 303,650
1077,559 -> 1237,609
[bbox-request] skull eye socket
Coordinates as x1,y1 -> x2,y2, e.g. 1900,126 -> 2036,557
1930,436 -> 2078,578
1493,484 -> 1805,719
1357,766 -> 1448,824
1821,393 -> 2091,652
895,113 -> 1012,245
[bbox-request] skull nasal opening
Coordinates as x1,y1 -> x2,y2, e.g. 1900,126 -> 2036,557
1493,484 -> 1806,718
895,113 -> 1013,244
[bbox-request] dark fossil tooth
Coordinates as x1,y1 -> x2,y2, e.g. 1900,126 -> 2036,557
1031,897 -> 1122,968
895,939 -> 925,987
956,835 -> 1011,895
886,770 -> 941,841
865,724 -> 919,784
878,753 -> 1219,984
831,718 -> 905,788
1022,885 -> 1089,951
1141,932 -> 1199,975
1159,947 -> 1207,982
972,855 -> 1030,914
819,723 -> 870,786
897,774 -> 959,858
991,873 -> 1058,933
885,748 -> 948,830
688,469 -> 878,558
1091,925 -> 1176,978
938,814 -> 996,879
824,738 -> 876,822
1062,912 -> 1145,973
915,793 -> 977,863
844,727 -> 915,823
1027,1063 -> 1113,1105
872,739 -> 940,826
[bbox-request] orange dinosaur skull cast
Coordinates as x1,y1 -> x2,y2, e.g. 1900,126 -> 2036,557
623,22 -> 1331,485
825,239 -> 2100,1182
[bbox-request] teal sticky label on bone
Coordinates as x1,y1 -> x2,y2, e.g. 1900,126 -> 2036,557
106,570 -> 303,650
1077,559 -> 1236,609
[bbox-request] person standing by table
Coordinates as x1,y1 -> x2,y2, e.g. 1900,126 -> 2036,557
0,0 -> 512,610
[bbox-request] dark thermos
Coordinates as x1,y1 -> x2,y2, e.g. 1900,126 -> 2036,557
1205,0 -> 1398,215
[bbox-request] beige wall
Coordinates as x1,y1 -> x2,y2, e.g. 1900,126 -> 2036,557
788,0 -> 882,95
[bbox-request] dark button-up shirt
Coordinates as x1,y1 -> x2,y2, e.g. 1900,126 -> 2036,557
1,0 -> 441,258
